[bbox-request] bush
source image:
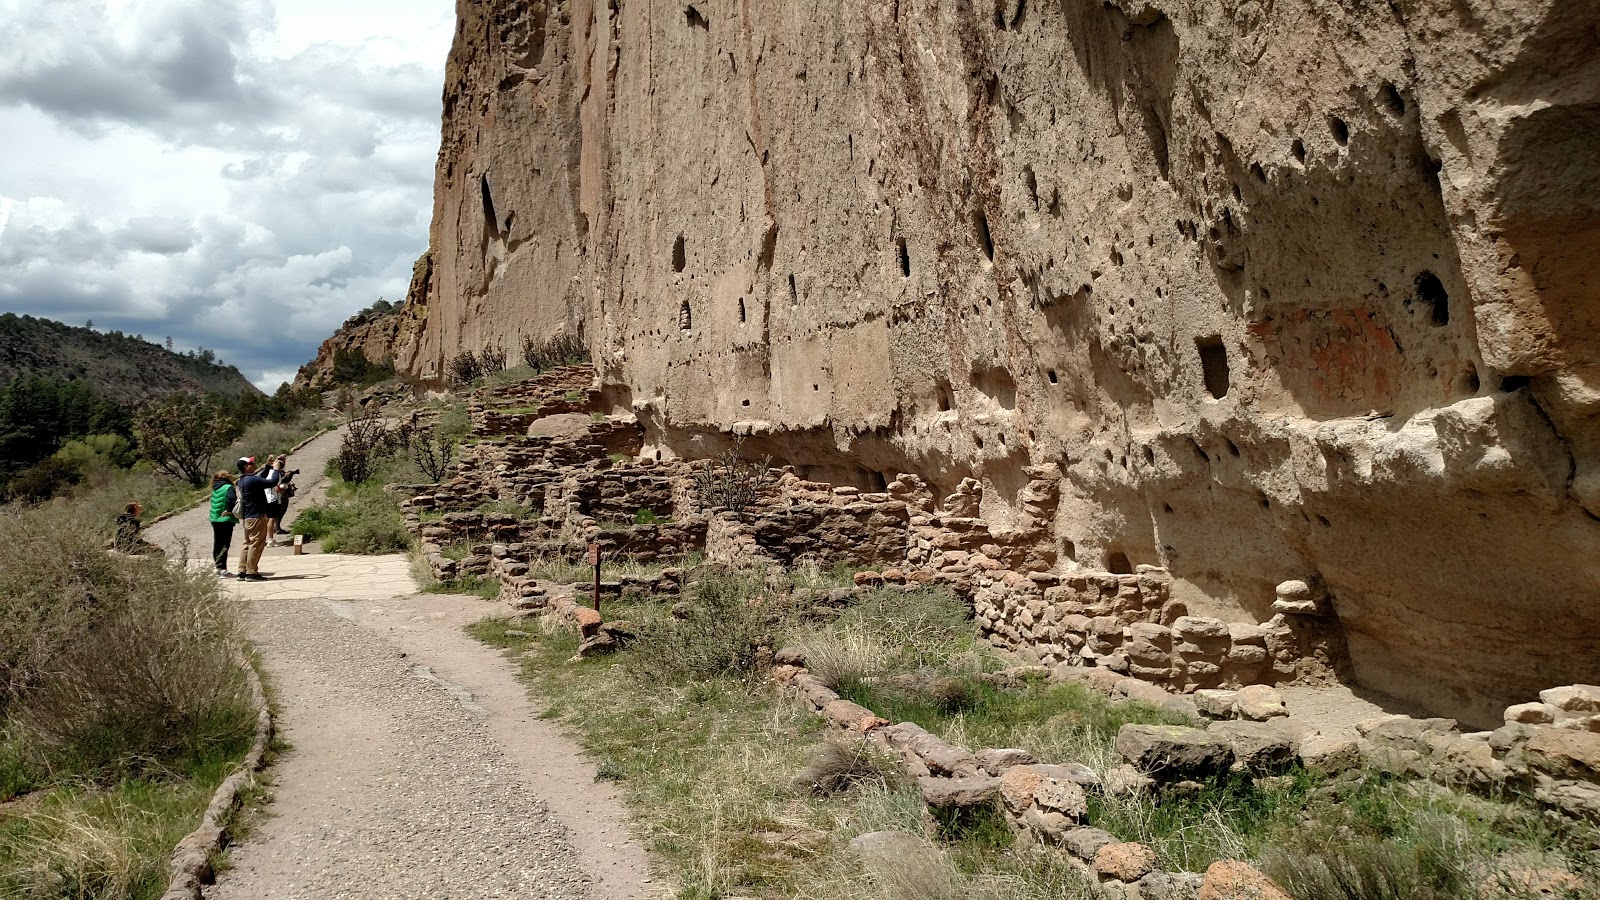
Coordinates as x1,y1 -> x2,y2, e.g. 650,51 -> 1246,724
478,345 -> 508,375
521,333 -> 589,371
292,480 -> 413,555
691,435 -> 774,514
448,351 -> 483,385
0,503 -> 253,779
631,569 -> 775,683
335,412 -> 396,484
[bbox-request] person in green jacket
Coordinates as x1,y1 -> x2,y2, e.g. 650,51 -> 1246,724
209,471 -> 239,577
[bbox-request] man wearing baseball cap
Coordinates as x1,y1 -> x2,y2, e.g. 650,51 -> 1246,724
235,456 -> 272,580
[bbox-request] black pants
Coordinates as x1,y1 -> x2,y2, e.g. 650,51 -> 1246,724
211,521 -> 235,570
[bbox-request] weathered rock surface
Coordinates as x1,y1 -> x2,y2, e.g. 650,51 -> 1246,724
342,0 -> 1600,726
1116,724 -> 1235,780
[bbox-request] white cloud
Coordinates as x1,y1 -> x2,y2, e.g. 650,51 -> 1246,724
0,0 -> 452,391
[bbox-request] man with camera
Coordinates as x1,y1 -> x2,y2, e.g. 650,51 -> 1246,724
263,455 -> 301,547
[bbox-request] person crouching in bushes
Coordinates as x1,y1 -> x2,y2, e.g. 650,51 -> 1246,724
114,501 -> 161,555
209,470 -> 239,577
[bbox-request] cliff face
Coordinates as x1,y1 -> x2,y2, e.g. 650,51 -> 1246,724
395,0 -> 1599,726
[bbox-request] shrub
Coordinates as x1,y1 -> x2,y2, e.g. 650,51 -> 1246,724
521,333 -> 589,371
692,435 -> 774,513
411,425 -> 456,483
794,740 -> 898,796
478,345 -> 508,375
631,569 -> 775,683
292,482 -> 412,555
448,351 -> 482,385
0,503 -> 253,779
335,412 -> 395,484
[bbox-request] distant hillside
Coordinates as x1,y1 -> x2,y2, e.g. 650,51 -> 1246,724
0,313 -> 261,404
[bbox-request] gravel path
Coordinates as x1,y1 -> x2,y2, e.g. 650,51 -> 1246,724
147,427 -> 659,898
209,597 -> 591,898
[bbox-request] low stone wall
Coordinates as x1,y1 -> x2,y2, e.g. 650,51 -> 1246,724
973,567 -> 1348,693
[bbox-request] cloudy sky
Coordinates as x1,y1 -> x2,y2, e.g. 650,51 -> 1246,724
0,0 -> 454,390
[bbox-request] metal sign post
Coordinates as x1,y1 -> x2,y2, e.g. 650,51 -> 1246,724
588,542 -> 602,612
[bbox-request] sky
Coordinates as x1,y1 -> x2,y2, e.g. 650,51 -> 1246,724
0,0 -> 455,391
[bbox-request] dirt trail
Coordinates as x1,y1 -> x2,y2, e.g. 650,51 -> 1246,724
143,426 -> 658,898
204,557 -> 657,899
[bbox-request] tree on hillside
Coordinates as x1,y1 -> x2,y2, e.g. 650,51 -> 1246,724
132,393 -> 240,487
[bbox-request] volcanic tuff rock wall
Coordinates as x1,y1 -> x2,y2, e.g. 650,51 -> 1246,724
385,0 -> 1599,727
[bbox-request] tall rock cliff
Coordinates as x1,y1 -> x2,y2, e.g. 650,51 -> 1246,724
394,0 -> 1599,726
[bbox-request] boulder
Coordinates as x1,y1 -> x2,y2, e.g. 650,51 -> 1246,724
1358,715 -> 1458,753
1504,702 -> 1560,725
1523,728 -> 1600,782
998,764 -> 1093,817
917,775 -> 1001,808
1198,860 -> 1292,900
526,413 -> 595,442
1540,684 -> 1600,715
1207,720 -> 1302,772
1298,735 -> 1362,773
1139,870 -> 1204,900
1194,689 -> 1240,719
1115,725 -> 1236,780
1233,685 -> 1288,721
1093,842 -> 1158,882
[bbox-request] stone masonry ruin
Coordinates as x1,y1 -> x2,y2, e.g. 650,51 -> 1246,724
302,0 -> 1600,729
401,363 -> 1600,850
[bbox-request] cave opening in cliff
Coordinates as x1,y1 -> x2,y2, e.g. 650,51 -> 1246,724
1417,270 -> 1449,325
679,301 -> 692,331
673,234 -> 687,273
1329,115 -> 1350,146
685,5 -> 709,30
738,298 -> 746,323
1106,551 -> 1133,575
898,237 -> 911,278
973,209 -> 995,263
479,175 -> 499,236
1197,336 -> 1230,399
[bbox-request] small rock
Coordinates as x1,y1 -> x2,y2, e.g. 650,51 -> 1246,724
1193,689 -> 1239,719
1505,702 -> 1560,725
1104,763 -> 1155,796
1298,735 -> 1361,773
1271,580 -> 1322,616
917,775 -> 1001,808
976,747 -> 1038,775
1198,860 -> 1292,900
1233,685 -> 1288,721
1094,842 -> 1158,882
1140,870 -> 1204,900
773,646 -> 806,667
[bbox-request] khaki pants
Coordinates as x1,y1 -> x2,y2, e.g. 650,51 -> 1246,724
240,516 -> 270,575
